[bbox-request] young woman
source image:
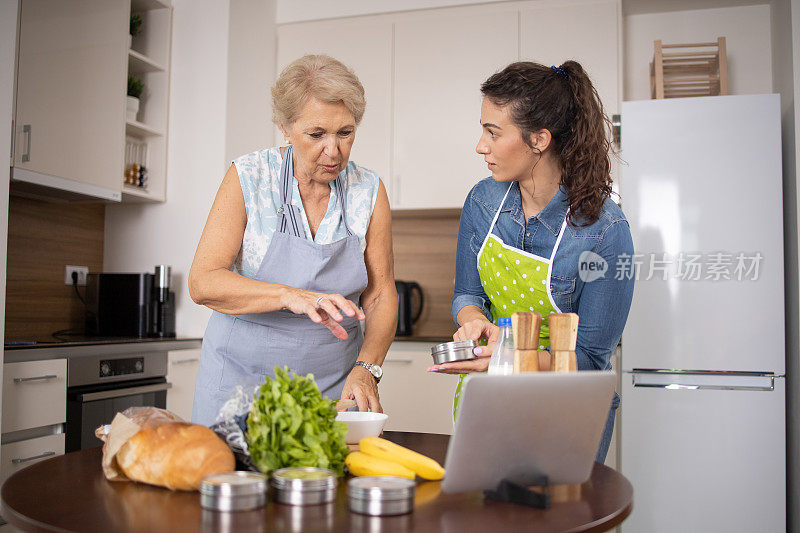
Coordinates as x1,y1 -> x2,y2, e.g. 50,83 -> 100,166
429,61 -> 634,462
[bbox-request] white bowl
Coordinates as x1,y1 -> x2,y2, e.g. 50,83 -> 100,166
336,411 -> 389,444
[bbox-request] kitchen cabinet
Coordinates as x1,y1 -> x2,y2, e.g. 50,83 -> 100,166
12,0 -> 128,202
0,433 -> 65,486
2,359 -> 66,434
379,342 -> 459,435
166,348 -> 200,421
277,16 -> 393,188
392,8 -> 519,209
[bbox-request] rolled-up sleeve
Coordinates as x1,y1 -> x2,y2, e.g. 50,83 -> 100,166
574,219 -> 635,371
452,193 -> 492,325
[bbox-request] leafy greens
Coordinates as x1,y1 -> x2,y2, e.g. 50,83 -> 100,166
246,366 -> 349,476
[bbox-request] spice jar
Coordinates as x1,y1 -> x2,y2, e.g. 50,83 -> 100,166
348,476 -> 416,516
200,471 -> 268,512
271,467 -> 337,506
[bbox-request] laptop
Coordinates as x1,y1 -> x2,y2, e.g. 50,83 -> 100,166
441,371 -> 616,493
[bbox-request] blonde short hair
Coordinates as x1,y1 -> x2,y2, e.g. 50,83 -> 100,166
272,55 -> 366,126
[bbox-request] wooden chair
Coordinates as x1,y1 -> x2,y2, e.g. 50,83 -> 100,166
650,36 -> 728,99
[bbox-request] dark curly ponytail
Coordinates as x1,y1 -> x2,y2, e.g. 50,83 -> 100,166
480,60 -> 613,226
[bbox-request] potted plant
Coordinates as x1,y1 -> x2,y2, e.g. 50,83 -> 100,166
127,75 -> 144,122
129,13 -> 142,49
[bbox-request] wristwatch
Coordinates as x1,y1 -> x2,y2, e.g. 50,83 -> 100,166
354,361 -> 383,383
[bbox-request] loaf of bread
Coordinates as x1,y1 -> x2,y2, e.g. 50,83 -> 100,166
115,421 -> 235,491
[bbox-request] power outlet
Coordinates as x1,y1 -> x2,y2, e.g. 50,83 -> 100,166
65,265 -> 89,286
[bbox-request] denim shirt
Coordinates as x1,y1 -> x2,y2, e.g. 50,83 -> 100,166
452,178 -> 635,372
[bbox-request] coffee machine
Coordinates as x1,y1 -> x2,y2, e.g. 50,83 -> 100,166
85,265 -> 176,338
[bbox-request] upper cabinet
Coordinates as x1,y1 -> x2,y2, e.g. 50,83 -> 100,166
393,8 -> 518,209
11,0 -> 172,203
276,0 -> 621,210
12,0 -> 128,201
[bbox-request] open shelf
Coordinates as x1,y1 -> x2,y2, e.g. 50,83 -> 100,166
128,49 -> 164,74
125,120 -> 163,138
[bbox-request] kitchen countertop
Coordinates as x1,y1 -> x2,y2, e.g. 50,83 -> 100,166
2,337 -> 202,363
1,431 -> 633,532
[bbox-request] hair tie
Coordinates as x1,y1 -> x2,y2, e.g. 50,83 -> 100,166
551,65 -> 568,80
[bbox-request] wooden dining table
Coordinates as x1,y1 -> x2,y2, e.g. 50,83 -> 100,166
1,431 -> 632,532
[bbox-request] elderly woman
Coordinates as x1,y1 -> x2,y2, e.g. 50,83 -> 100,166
189,55 -> 396,426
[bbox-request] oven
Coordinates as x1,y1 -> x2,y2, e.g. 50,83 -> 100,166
65,352 -> 170,452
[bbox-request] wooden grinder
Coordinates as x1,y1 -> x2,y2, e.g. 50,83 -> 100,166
511,311 -> 581,502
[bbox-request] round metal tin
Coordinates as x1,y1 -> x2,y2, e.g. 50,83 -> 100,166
200,471 -> 267,512
347,476 -> 416,516
271,467 -> 337,506
431,340 -> 477,365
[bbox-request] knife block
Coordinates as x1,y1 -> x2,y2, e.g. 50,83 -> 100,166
511,312 -> 581,501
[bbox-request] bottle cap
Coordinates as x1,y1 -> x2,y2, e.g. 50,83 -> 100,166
498,317 -> 512,327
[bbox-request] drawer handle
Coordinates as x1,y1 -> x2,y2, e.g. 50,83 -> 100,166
79,382 -> 172,402
22,124 -> 31,162
13,374 -> 58,383
171,358 -> 199,365
12,451 -> 55,464
385,359 -> 413,364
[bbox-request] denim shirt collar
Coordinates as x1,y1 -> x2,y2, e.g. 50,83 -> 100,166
502,183 -> 569,236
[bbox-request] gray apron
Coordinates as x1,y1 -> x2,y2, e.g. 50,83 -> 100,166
192,145 -> 367,426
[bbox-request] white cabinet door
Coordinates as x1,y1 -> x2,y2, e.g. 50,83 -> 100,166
393,9 -> 519,209
519,0 -> 620,115
277,16 -> 393,186
0,433 -> 65,486
166,349 -> 201,422
2,359 -> 67,434
379,342 -> 459,435
13,0 -> 127,200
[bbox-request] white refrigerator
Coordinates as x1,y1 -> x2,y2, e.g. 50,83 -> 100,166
618,94 -> 785,532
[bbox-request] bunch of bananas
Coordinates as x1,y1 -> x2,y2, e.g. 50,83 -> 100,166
345,437 -> 445,480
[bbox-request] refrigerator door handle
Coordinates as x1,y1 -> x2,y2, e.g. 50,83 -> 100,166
629,370 -> 776,391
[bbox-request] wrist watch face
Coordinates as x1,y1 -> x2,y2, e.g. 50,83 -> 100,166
370,365 -> 383,379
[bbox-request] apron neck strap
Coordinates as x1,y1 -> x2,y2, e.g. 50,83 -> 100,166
333,173 -> 354,237
487,183 -> 514,236
279,145 -> 303,238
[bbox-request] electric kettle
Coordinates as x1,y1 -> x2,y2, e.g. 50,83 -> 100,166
395,280 -> 424,336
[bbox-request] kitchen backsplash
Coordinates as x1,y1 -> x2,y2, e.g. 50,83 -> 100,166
392,209 -> 460,340
5,196 -> 105,340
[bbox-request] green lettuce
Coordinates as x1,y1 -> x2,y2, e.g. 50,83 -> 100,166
246,366 -> 349,476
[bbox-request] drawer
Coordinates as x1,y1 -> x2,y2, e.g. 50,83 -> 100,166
2,359 -> 67,434
166,349 -> 201,422
379,342 -> 459,435
0,433 -> 65,485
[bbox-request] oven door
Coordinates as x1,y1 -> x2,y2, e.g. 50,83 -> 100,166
66,377 -> 171,452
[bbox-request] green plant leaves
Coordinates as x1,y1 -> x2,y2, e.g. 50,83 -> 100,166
245,366 -> 349,476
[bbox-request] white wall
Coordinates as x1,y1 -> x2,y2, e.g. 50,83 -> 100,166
624,4 -> 774,101
104,0 -> 231,337
276,0 -> 509,23
225,0 -> 276,162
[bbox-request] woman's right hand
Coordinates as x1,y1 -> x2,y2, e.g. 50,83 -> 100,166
281,288 -> 365,340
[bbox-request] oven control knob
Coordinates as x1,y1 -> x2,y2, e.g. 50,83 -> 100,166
135,360 -> 143,372
100,362 -> 111,377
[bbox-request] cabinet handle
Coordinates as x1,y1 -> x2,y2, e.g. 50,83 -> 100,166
385,359 -> 413,364
171,358 -> 199,365
13,374 -> 57,383
12,451 -> 56,464
22,124 -> 31,162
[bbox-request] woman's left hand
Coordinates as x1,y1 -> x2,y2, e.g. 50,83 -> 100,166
341,366 -> 382,412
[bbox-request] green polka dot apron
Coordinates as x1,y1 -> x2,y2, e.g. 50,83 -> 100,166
453,183 -> 569,420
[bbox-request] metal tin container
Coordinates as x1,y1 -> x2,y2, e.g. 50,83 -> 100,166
431,340 -> 477,365
348,476 -> 416,516
271,467 -> 337,506
200,471 -> 268,512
